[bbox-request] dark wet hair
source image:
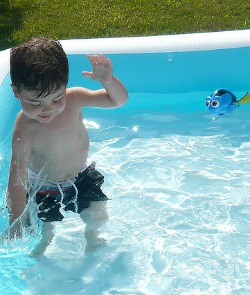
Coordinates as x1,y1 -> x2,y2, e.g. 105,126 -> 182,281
10,37 -> 69,97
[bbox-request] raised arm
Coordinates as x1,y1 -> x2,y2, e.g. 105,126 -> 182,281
70,54 -> 128,108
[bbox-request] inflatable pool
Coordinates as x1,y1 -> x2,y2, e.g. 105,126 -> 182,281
1,30 -> 250,142
0,30 -> 250,294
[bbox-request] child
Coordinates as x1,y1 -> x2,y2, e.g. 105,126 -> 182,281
6,37 -> 128,257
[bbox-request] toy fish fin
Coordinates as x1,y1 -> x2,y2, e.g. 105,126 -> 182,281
238,92 -> 250,104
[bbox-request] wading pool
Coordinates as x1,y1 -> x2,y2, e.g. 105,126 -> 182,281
0,30 -> 250,295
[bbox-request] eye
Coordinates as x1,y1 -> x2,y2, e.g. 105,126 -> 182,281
53,97 -> 62,103
30,102 -> 41,106
211,100 -> 220,108
206,100 -> 210,107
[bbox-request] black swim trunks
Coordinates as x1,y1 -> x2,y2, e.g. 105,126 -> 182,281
35,165 -> 108,222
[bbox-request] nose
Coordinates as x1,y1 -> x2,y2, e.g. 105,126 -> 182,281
41,102 -> 53,113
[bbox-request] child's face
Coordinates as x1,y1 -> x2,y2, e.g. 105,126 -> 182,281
12,85 -> 67,123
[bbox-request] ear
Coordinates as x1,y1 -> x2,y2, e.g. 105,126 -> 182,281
10,83 -> 20,98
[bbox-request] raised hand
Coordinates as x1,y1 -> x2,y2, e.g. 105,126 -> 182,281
82,54 -> 113,84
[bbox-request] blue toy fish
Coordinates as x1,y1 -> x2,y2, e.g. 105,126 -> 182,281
206,89 -> 250,116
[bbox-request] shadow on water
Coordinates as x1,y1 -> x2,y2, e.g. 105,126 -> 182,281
0,0 -> 26,50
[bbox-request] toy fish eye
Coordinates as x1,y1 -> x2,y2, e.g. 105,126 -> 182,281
206,100 -> 210,107
211,100 -> 220,108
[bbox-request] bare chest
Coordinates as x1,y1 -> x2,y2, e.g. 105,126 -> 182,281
29,111 -> 89,179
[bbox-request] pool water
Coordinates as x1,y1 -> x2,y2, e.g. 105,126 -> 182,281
0,92 -> 250,295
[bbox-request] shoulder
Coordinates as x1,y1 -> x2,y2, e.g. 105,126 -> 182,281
14,111 -> 35,135
65,87 -> 104,108
65,87 -> 89,109
12,111 -> 34,154
66,87 -> 92,102
67,87 -> 91,95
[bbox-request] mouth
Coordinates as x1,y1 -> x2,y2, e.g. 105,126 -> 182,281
38,114 -> 54,122
39,114 -> 54,118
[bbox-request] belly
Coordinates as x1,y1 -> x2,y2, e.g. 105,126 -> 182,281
30,138 -> 89,181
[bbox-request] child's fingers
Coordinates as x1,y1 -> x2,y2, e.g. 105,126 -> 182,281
84,54 -> 113,82
86,54 -> 110,66
87,54 -> 101,66
82,71 -> 93,79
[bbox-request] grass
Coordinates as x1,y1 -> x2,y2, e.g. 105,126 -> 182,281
1,0 -> 250,50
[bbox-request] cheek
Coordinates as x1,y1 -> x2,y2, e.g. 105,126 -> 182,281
21,102 -> 40,115
56,99 -> 66,113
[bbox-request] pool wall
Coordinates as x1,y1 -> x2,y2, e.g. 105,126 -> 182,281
1,29 -> 250,143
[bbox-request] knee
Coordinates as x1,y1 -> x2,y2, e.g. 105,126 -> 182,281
80,202 -> 109,226
98,208 -> 109,224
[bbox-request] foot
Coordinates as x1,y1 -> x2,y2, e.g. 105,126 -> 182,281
85,237 -> 107,252
84,231 -> 107,252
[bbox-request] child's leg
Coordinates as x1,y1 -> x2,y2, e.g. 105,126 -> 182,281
80,201 -> 109,251
29,222 -> 54,257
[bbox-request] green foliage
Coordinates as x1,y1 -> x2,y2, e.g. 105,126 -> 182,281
1,0 -> 250,49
